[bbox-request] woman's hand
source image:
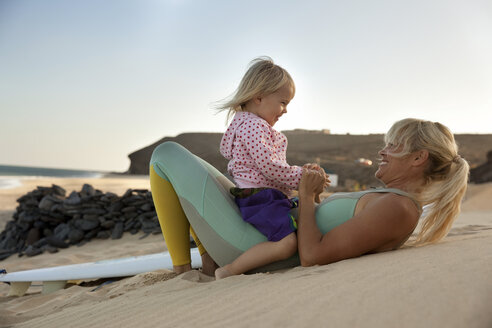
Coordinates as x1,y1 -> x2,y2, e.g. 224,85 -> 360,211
300,168 -> 327,203
303,163 -> 331,189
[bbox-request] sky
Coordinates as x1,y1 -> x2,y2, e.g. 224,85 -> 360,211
1,0 -> 491,172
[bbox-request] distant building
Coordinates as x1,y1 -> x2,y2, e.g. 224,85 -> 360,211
322,167 -> 338,188
327,173 -> 338,187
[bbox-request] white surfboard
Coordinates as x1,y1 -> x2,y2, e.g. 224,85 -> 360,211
0,248 -> 201,296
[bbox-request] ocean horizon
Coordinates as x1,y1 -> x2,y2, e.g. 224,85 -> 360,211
0,164 -> 106,190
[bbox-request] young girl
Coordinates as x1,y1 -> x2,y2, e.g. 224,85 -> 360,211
215,57 -> 328,279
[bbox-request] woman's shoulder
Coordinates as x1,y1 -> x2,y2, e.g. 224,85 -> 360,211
364,191 -> 421,227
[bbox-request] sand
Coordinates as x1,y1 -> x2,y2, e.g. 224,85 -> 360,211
1,177 -> 491,328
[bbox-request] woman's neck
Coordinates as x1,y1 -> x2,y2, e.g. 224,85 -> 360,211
385,178 -> 425,195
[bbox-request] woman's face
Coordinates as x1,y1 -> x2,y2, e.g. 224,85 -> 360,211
375,143 -> 412,184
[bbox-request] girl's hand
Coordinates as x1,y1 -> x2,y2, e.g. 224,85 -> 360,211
303,163 -> 321,171
303,163 -> 330,188
303,163 -> 331,189
300,168 -> 326,203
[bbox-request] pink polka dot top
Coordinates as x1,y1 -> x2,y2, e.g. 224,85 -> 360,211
220,111 -> 302,196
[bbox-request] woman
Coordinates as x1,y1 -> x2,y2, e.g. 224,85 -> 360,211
297,118 -> 469,266
149,118 -> 469,274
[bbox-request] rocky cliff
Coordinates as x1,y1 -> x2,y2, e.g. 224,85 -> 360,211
470,150 -> 492,183
128,131 -> 492,188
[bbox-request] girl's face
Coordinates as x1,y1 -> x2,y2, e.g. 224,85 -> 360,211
252,84 -> 294,126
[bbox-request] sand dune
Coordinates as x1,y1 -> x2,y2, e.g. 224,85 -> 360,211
1,179 -> 491,328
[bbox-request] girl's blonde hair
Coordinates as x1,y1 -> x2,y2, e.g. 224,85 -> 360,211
384,118 -> 470,246
217,57 -> 295,122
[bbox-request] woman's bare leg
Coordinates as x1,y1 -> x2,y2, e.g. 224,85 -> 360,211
173,264 -> 192,274
201,252 -> 219,276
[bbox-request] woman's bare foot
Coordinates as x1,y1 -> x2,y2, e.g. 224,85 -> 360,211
201,252 -> 219,276
173,263 -> 192,274
215,265 -> 234,280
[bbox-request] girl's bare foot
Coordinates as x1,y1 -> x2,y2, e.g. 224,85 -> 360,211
201,252 -> 219,276
215,265 -> 234,280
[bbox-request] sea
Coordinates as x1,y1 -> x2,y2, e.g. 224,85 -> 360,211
0,164 -> 105,190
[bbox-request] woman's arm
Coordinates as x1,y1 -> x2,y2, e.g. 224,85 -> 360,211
297,170 -> 419,267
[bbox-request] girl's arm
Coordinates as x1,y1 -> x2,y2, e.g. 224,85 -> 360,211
297,170 -> 419,267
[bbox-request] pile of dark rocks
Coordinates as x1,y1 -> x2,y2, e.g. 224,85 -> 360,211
0,184 -> 162,261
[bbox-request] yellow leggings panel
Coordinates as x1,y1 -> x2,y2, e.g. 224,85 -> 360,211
150,165 -> 206,266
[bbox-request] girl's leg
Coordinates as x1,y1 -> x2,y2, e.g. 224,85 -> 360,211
215,232 -> 297,279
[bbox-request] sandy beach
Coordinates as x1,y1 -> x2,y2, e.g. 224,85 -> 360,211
1,177 -> 491,328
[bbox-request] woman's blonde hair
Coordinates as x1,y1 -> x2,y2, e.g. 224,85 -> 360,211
217,57 -> 295,122
385,118 -> 470,245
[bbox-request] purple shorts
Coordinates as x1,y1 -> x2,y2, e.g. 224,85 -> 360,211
232,188 -> 298,242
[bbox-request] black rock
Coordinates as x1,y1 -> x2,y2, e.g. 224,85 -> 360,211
50,204 -> 63,213
132,189 -> 149,193
23,198 -> 39,207
54,223 -> 70,240
24,245 -> 43,257
77,240 -> 87,247
140,219 -> 158,233
81,208 -> 106,215
33,237 -> 48,248
124,220 -> 136,231
51,184 -> 66,197
74,218 -> 100,231
81,184 -> 95,197
64,191 -> 82,205
38,195 -> 62,211
100,192 -> 118,202
108,202 -> 124,213
100,220 -> 115,229
123,212 -> 138,220
68,229 -> 85,244
15,239 -> 25,252
46,236 -> 69,249
121,206 -> 137,213
33,220 -> 47,229
41,245 -> 59,254
140,203 -> 152,212
40,215 -> 64,225
18,212 -> 35,224
111,222 -> 124,239
26,228 -> 40,245
0,232 -> 17,251
17,221 -> 31,232
84,229 -> 99,240
82,213 -> 99,220
96,231 -> 111,239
